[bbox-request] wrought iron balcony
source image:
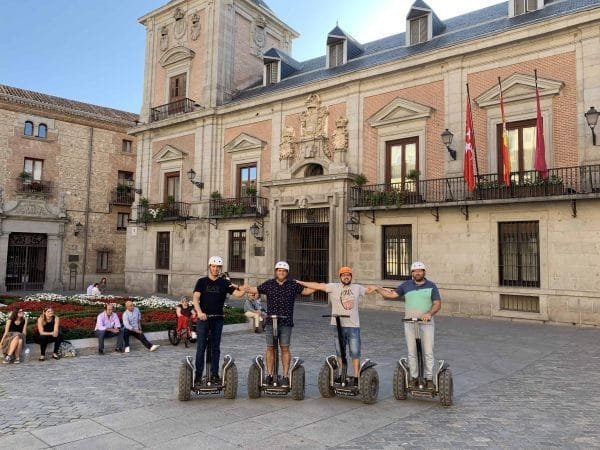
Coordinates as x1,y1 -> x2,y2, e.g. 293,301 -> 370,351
149,98 -> 200,122
209,196 -> 269,219
350,164 -> 600,209
136,201 -> 190,223
15,178 -> 53,196
110,188 -> 135,206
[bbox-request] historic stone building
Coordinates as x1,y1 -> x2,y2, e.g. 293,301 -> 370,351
0,85 -> 138,292
128,0 -> 600,326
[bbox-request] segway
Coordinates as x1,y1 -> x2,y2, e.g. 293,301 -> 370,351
247,315 -> 305,400
393,318 -> 453,407
178,314 -> 237,400
318,314 -> 379,404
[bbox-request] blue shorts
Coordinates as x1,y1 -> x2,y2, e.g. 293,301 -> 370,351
334,326 -> 361,359
265,324 -> 292,346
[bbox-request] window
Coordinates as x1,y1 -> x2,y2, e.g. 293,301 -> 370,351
305,164 -> 324,177
383,225 -> 412,280
328,42 -> 344,68
157,274 -> 169,294
238,164 -> 257,198
117,213 -> 129,230
24,158 -> 43,181
229,230 -> 246,272
515,0 -> 538,15
24,121 -> 34,136
97,251 -> 109,273
409,15 -> 428,45
169,73 -> 187,102
386,138 -> 418,190
497,119 -> 536,183
156,232 -> 170,269
498,221 -> 540,287
122,139 -> 133,153
118,170 -> 134,186
265,62 -> 278,85
37,123 -> 47,138
164,172 -> 180,202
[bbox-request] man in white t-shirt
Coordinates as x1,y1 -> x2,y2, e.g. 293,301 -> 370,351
298,267 -> 375,385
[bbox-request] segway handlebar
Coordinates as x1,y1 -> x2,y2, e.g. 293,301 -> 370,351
402,317 -> 432,323
266,315 -> 287,319
322,314 -> 351,318
206,314 -> 224,318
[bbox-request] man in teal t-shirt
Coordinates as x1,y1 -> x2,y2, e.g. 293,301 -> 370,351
374,261 -> 441,389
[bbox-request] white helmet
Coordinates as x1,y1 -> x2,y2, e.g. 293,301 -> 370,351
208,256 -> 224,266
274,261 -> 290,271
410,261 -> 426,272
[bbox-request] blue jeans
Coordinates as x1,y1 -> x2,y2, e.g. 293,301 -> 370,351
334,326 -> 361,359
96,329 -> 124,353
404,320 -> 435,379
195,317 -> 224,377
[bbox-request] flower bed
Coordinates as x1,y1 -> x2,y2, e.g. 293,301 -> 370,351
0,293 -> 245,341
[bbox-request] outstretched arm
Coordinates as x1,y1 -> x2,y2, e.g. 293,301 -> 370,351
242,284 -> 258,295
297,280 -> 327,292
372,286 -> 401,299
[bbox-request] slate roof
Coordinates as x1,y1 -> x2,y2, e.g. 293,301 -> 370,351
0,84 -> 138,127
231,0 -> 599,103
326,25 -> 365,60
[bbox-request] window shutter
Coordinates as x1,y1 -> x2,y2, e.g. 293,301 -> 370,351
515,0 -> 525,15
526,0 -> 537,11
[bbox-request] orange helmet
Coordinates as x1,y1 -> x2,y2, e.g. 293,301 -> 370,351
338,266 -> 353,276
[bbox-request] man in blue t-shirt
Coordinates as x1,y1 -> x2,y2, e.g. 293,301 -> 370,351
192,256 -> 244,384
244,261 -> 314,387
373,261 -> 441,390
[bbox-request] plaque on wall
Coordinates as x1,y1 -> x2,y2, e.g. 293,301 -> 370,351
68,255 -> 79,262
254,246 -> 265,256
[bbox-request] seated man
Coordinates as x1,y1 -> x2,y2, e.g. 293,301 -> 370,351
122,301 -> 160,353
244,292 -> 267,333
94,303 -> 124,354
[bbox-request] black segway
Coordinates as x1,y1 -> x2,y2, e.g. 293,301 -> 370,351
393,318 -> 453,406
178,314 -> 237,400
318,314 -> 379,404
247,315 -> 305,400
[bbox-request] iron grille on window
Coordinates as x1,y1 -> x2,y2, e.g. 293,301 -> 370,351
383,225 -> 412,280
156,232 -> 170,269
500,294 -> 540,313
498,221 -> 540,287
157,274 -> 169,294
229,230 -> 246,272
97,251 -> 109,273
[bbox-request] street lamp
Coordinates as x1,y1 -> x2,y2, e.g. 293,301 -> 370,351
441,128 -> 457,160
187,168 -> 204,189
585,106 -> 599,146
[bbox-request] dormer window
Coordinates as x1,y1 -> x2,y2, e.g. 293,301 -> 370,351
328,41 -> 344,68
264,61 -> 279,85
409,15 -> 428,45
511,0 -> 542,16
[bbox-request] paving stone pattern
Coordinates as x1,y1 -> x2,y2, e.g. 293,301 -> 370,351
0,301 -> 599,448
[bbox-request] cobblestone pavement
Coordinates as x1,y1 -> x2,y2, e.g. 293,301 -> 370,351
0,301 -> 599,449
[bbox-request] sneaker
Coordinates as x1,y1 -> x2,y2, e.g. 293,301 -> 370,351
334,375 -> 343,384
98,350 -> 104,355
3,355 -> 11,364
254,326 -> 261,333
114,348 -> 124,353
426,379 -> 435,390
13,357 -> 21,364
124,347 -> 130,353
281,376 -> 290,388
351,376 -> 359,387
408,378 -> 418,389
265,374 -> 273,385
211,374 -> 221,384
150,344 -> 160,352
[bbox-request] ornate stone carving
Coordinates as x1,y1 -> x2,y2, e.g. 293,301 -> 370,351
58,192 -> 67,218
279,126 -> 296,160
160,26 -> 169,51
300,93 -> 328,139
283,31 -> 292,52
173,7 -> 186,39
190,13 -> 201,41
6,199 -> 55,218
251,15 -> 267,56
332,115 -> 349,152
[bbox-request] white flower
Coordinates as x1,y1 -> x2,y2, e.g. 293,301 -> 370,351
135,295 -> 178,309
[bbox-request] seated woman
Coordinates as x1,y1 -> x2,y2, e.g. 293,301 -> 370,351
1,307 -> 27,364
176,296 -> 197,338
244,292 -> 267,333
34,307 -> 62,361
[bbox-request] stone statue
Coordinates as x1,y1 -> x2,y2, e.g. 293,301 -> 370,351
173,7 -> 186,39
332,115 -> 349,153
252,15 -> 267,56
300,93 -> 328,139
160,26 -> 169,51
190,13 -> 201,41
279,126 -> 296,160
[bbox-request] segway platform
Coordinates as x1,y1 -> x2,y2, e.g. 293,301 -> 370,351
178,355 -> 238,400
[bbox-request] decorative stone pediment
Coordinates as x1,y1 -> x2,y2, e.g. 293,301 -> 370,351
370,98 -> 433,128
475,73 -> 564,108
154,145 -> 187,163
224,133 -> 265,153
159,45 -> 195,67
4,198 -> 61,219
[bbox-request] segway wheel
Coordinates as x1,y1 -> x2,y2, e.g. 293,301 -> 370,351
291,366 -> 305,401
247,364 -> 262,399
168,326 -> 180,346
438,368 -> 453,407
393,365 -> 407,400
178,361 -> 192,401
318,363 -> 335,398
223,363 -> 238,399
359,367 -> 379,405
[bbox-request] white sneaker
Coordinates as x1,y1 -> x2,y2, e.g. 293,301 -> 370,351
150,344 -> 160,352
124,347 -> 130,353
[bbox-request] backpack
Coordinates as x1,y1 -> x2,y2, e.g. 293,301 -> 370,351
58,340 -> 77,358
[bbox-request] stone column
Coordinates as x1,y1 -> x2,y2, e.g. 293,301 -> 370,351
45,234 -> 64,291
0,232 -> 8,293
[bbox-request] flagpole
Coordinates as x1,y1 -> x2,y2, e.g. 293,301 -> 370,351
466,83 -> 481,180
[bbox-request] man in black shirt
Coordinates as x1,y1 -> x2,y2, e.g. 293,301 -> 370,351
244,261 -> 314,387
192,256 -> 244,384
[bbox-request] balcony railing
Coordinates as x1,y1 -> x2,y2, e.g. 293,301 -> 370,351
150,98 -> 199,123
110,189 -> 135,206
350,164 -> 600,209
15,178 -> 53,196
137,201 -> 190,223
209,196 -> 269,219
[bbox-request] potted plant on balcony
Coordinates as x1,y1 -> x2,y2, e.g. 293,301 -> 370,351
352,173 -> 368,206
404,169 -> 423,204
476,180 -> 511,200
210,191 -> 222,200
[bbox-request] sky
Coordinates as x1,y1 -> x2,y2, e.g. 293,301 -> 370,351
0,0 -> 503,114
